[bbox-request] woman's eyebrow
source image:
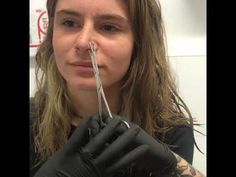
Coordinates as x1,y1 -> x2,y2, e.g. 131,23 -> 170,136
55,9 -> 82,18
55,9 -> 128,23
95,14 -> 129,23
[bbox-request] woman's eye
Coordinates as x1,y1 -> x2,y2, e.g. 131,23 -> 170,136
101,24 -> 119,32
62,20 -> 77,28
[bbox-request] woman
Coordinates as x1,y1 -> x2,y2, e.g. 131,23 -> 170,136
30,0 -> 205,176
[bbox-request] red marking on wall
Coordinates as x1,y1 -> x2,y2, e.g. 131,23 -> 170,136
30,9 -> 48,48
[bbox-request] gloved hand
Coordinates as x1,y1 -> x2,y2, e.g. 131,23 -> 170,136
105,115 -> 178,177
34,115 -> 142,177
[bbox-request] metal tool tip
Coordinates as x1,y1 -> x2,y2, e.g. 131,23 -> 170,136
88,41 -> 97,51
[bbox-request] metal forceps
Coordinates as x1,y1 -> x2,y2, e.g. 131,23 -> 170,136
88,41 -> 113,127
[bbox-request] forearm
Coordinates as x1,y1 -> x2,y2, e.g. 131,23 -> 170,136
170,153 -> 205,177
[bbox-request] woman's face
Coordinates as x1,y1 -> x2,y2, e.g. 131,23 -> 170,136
52,0 -> 134,91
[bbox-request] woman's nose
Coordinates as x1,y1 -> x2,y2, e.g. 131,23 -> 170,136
75,24 -> 97,52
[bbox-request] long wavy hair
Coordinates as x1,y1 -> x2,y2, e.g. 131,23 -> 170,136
32,0 -> 198,160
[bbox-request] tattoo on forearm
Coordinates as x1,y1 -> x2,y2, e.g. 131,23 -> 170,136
169,153 -> 205,177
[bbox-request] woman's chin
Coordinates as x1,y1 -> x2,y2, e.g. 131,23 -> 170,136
68,81 -> 97,91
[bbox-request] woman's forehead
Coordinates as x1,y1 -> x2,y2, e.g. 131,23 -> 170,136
54,0 -> 129,17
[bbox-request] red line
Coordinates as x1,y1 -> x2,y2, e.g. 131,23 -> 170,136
30,44 -> 41,48
37,11 -> 47,42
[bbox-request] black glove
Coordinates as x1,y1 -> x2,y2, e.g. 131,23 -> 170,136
106,115 -> 178,177
34,115 -> 142,177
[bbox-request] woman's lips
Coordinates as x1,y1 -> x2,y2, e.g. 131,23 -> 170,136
70,61 -> 93,66
69,61 -> 99,74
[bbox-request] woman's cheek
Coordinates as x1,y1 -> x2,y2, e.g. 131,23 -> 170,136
108,52 -> 132,80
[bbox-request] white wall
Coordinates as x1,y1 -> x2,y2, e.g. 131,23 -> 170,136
30,0 -> 206,175
169,57 -> 206,175
159,0 -> 206,175
30,56 -> 36,97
